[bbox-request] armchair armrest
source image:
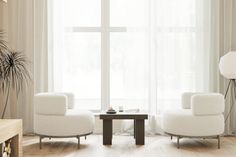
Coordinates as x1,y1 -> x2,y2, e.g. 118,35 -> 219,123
34,93 -> 68,115
191,93 -> 224,116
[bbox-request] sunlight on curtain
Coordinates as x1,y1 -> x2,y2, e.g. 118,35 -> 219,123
51,0 -> 219,116
51,0 -> 101,110
110,0 -> 219,115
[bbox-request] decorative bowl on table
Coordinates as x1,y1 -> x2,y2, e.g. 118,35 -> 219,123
106,107 -> 117,114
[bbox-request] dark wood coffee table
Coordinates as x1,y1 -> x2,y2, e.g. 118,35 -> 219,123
99,113 -> 148,145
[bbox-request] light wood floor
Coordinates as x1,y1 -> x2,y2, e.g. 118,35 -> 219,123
23,135 -> 236,157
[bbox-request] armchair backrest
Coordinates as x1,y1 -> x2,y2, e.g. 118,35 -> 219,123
181,92 -> 201,109
34,93 -> 68,115
182,92 -> 225,116
55,93 -> 75,109
65,93 -> 74,109
191,93 -> 224,116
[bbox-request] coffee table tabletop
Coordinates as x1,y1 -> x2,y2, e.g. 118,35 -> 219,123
100,112 -> 148,119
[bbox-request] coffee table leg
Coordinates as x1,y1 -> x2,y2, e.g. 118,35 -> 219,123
103,119 -> 112,145
135,119 -> 145,145
134,120 -> 136,139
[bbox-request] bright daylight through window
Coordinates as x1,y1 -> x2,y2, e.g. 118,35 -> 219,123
52,0 -> 201,112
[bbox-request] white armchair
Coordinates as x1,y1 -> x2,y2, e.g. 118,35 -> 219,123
161,92 -> 225,148
34,93 -> 95,149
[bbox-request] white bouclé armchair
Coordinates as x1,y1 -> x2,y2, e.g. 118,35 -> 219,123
161,92 -> 225,149
34,93 -> 95,149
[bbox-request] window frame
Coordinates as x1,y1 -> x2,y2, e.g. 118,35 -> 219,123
60,0 -> 197,111
64,0 -> 127,111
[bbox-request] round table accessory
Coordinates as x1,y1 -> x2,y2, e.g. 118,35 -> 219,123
106,107 -> 117,114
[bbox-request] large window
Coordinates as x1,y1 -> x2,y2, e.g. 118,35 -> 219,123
52,0 -> 102,110
53,0 -> 150,110
52,0 -> 207,112
110,0 -> 149,110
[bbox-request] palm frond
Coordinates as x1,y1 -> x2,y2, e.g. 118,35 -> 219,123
1,51 -> 31,92
0,30 -> 31,118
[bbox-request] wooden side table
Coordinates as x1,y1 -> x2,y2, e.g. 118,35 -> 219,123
100,113 -> 148,145
0,119 -> 22,157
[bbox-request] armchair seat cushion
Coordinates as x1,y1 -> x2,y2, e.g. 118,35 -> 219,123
34,110 -> 95,137
161,109 -> 224,137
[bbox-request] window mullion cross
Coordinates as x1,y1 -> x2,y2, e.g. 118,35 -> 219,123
101,0 -> 110,111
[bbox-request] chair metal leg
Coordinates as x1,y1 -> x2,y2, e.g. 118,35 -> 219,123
39,136 -> 42,149
77,136 -> 80,149
85,136 -> 87,140
177,136 -> 180,149
169,135 -> 221,149
134,120 -> 136,139
217,135 -> 220,149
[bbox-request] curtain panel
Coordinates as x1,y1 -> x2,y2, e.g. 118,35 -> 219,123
145,0 -> 221,133
5,0 -> 34,133
3,0 -> 236,134
3,0 -> 48,133
49,0 -> 222,134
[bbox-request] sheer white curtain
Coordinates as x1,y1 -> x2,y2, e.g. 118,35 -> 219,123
32,0 -> 50,137
108,0 -> 220,133
109,0 -> 220,109
146,0 -> 220,133
151,0 -> 220,109
50,0 -> 102,110
2,0 -> 223,134
50,0 -> 221,133
34,0 -> 50,93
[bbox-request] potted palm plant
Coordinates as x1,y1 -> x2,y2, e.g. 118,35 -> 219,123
0,30 -> 31,118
